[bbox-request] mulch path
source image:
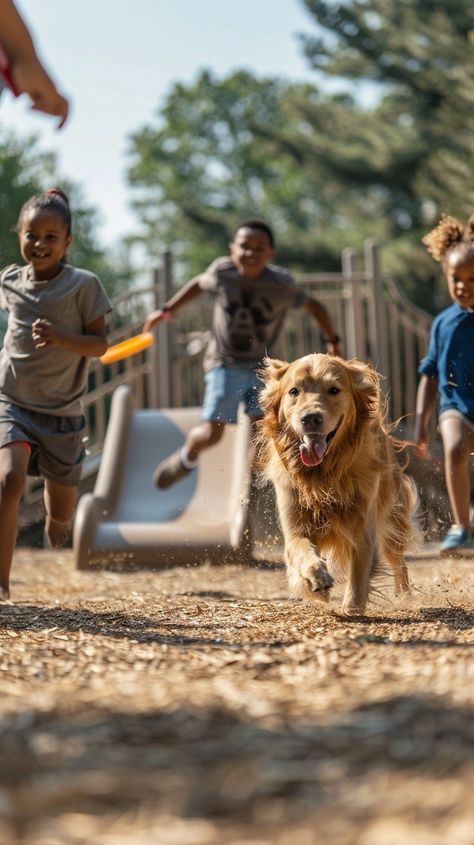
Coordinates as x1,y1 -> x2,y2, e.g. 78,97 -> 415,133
0,548 -> 473,844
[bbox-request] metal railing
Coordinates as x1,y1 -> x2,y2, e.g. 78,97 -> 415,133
20,242 -> 433,523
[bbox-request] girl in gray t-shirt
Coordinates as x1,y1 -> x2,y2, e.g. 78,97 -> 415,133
0,189 -> 112,599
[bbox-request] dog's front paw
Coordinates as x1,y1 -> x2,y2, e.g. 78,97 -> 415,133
303,559 -> 334,593
300,558 -> 334,601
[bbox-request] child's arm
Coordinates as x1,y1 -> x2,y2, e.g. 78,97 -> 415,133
303,297 -> 343,357
414,373 -> 438,460
143,278 -> 203,332
31,315 -> 107,358
0,0 -> 69,127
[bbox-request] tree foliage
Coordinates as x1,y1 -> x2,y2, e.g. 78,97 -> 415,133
299,0 -> 474,305
127,2 -> 474,309
128,70 -> 346,276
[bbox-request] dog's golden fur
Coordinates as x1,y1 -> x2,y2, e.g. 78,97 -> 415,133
256,353 -> 417,615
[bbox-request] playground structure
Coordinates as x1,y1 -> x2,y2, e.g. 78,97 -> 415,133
73,385 -> 252,569
20,240 -> 440,555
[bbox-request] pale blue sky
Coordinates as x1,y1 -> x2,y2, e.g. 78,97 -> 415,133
1,0 -> 320,249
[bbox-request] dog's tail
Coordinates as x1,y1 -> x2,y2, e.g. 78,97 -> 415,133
403,473 -> 421,543
385,472 -> 422,560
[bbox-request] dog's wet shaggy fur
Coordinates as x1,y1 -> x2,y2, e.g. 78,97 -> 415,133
256,354 -> 418,615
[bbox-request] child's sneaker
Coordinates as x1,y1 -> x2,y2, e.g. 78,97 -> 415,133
440,526 -> 474,556
153,450 -> 195,489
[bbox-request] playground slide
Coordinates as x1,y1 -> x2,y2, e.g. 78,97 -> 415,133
73,385 -> 252,569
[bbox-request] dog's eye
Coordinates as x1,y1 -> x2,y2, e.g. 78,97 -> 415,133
328,386 -> 341,395
288,387 -> 300,397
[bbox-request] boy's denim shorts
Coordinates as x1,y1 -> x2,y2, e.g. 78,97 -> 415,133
439,409 -> 474,434
201,366 -> 263,423
0,399 -> 86,486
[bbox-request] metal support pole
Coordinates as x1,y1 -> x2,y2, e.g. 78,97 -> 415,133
147,266 -> 161,409
342,248 -> 363,360
157,250 -> 174,409
364,239 -> 389,378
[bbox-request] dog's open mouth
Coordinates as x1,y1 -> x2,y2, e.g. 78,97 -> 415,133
299,418 -> 342,467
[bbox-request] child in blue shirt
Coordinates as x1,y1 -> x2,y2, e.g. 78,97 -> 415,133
415,213 -> 474,555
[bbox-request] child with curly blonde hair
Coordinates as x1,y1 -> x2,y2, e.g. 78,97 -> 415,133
415,214 -> 474,555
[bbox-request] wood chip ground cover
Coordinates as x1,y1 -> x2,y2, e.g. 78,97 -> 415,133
0,549 -> 473,844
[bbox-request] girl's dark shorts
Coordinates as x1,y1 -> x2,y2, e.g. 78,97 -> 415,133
0,400 -> 85,486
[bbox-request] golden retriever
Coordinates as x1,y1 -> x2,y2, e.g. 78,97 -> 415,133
256,353 -> 417,615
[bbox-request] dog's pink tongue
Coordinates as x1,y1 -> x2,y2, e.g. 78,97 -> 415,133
299,436 -> 327,467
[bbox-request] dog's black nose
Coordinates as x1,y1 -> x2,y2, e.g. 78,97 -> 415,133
301,411 -> 323,428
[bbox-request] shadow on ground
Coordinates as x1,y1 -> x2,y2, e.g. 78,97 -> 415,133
1,694 -> 473,844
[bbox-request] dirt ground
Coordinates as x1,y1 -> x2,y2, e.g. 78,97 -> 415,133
0,546 -> 473,845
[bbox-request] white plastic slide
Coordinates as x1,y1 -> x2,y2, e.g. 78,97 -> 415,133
73,385 -> 252,569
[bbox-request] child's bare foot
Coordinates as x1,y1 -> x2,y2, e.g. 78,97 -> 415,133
44,517 -> 72,548
0,586 -> 11,601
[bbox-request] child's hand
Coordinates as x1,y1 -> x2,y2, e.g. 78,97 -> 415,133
12,59 -> 69,128
415,440 -> 432,461
32,318 -> 61,348
143,308 -> 168,333
327,339 -> 343,357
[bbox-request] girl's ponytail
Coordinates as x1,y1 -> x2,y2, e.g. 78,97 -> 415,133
422,214 -> 464,263
45,187 -> 70,207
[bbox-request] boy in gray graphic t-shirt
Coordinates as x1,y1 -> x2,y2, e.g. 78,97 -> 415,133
144,219 -> 343,490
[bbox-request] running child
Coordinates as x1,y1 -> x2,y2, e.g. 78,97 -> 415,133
144,218 -> 343,489
415,213 -> 474,555
0,189 -> 112,599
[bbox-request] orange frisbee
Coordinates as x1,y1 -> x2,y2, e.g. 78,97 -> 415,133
100,332 -> 154,365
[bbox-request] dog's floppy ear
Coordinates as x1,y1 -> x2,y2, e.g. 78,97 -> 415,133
258,357 -> 290,416
259,356 -> 291,383
344,358 -> 381,419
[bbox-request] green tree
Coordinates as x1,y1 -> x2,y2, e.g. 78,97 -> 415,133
127,69 -> 356,277
127,2 -> 473,309
296,0 -> 474,306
